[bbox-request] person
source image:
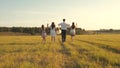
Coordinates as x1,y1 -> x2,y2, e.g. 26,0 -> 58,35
41,25 -> 47,43
56,27 -> 61,35
70,22 -> 76,41
50,22 -> 56,42
58,19 -> 70,43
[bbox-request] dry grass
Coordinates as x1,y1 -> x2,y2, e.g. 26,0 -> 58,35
0,34 -> 120,68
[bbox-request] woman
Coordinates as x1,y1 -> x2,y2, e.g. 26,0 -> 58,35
70,22 -> 76,41
41,25 -> 47,43
50,22 -> 56,42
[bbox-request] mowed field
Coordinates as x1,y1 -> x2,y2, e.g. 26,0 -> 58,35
0,34 -> 120,68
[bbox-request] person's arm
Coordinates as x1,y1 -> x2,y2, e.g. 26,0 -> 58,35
58,23 -> 61,26
55,26 -> 57,32
75,23 -> 78,28
66,23 -> 70,28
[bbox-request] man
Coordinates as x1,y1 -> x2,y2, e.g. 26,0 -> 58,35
58,19 -> 70,43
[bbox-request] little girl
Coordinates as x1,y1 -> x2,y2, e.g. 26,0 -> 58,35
70,22 -> 76,41
41,25 -> 47,43
50,22 -> 56,42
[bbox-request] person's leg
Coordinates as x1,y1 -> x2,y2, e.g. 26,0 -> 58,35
43,33 -> 46,43
42,37 -> 44,42
64,30 -> 66,42
54,36 -> 55,42
62,30 -> 66,42
61,30 -> 64,42
42,37 -> 45,43
71,36 -> 73,41
44,37 -> 46,42
51,36 -> 52,41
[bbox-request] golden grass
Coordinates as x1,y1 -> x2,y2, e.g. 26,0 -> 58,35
0,34 -> 120,68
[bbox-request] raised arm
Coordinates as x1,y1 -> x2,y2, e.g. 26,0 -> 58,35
58,23 -> 61,26
66,23 -> 70,28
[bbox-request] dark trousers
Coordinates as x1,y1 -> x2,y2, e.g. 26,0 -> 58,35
61,30 -> 66,42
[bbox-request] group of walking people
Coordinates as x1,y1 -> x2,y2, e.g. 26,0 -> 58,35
41,19 -> 76,43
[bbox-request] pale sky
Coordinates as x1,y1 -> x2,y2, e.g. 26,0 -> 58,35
0,0 -> 120,30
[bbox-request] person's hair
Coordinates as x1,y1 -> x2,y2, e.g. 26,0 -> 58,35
51,22 -> 55,29
63,19 -> 65,22
71,22 -> 75,29
41,25 -> 45,30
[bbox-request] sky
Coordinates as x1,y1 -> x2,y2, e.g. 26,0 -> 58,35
0,0 -> 120,30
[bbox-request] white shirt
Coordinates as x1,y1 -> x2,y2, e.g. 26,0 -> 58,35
58,22 -> 70,30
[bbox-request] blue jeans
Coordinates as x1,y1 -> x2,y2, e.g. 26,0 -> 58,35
61,30 -> 66,42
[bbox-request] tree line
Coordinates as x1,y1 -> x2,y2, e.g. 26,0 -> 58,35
0,27 -> 86,35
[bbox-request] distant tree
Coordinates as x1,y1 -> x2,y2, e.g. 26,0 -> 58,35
34,27 -> 40,33
19,27 -> 23,33
109,29 -> 113,31
12,27 -> 18,32
30,28 -> 35,35
0,27 -> 3,32
23,28 -> 29,33
0,27 -> 10,32
76,28 -> 82,34
0,27 -> 87,35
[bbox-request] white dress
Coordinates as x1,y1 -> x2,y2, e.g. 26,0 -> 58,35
50,27 -> 56,37
70,29 -> 75,36
41,30 -> 47,38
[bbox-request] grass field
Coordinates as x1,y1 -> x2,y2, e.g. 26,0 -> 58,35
0,34 -> 120,68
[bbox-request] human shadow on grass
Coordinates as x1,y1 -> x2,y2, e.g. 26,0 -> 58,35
78,39 -> 120,54
68,42 -> 92,61
64,42 -> 91,68
60,44 -> 71,56
58,40 -> 71,56
69,42 -> 89,53
59,41 -> 84,68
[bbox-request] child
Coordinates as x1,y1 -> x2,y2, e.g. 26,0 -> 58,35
50,22 -> 56,42
56,27 -> 61,35
70,22 -> 76,41
41,25 -> 47,43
